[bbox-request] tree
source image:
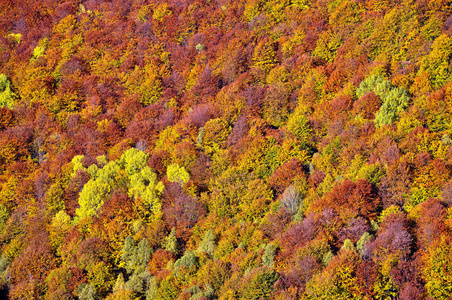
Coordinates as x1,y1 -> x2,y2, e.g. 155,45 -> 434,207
45,266 -> 73,300
113,273 -> 125,293
323,179 -> 381,218
49,210 -> 72,255
87,262 -> 114,296
128,166 -> 165,220
356,75 -> 409,127
286,112 -> 311,146
209,167 -> 249,217
120,236 -> 152,275
238,266 -> 279,300
136,239 -> 152,270
10,233 -> 57,299
280,184 -> 302,215
0,107 -> 14,129
76,178 -> 111,220
374,87 -> 410,127
121,236 -> 136,274
262,82 -> 292,128
163,228 -> 178,254
77,283 -> 96,300
353,92 -> 382,119
239,179 -> 273,221
147,249 -> 174,276
262,244 -> 276,267
202,118 -> 231,154
419,34 -> 452,89
120,148 -> 149,176
0,74 -> 16,108
312,30 -> 342,63
166,163 -> 190,185
154,277 -> 178,300
198,229 -> 216,256
252,40 -> 277,74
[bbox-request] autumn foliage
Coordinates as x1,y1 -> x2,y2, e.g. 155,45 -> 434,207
0,0 -> 452,299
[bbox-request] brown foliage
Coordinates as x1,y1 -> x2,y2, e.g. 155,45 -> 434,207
280,214 -> 318,255
0,107 -> 14,129
269,159 -> 306,195
148,249 -> 175,276
162,183 -> 206,239
323,179 -> 381,217
370,213 -> 412,260
11,233 -> 57,297
76,237 -> 111,270
415,198 -> 447,249
64,169 -> 90,217
356,260 -> 378,297
353,92 -> 382,119
114,96 -> 142,129
328,94 -> 353,118
379,161 -> 412,208
261,208 -> 292,240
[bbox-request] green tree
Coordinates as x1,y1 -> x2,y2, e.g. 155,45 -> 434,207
0,255 -> 10,287
121,236 -> 137,274
197,230 -> 216,256
120,236 -> 152,275
120,148 -> 149,176
239,266 -> 279,300
0,74 -> 16,108
262,244 -> 276,267
76,178 -> 111,219
341,239 -> 356,252
125,272 -> 145,293
128,166 -> 165,218
174,250 -> 198,276
356,75 -> 391,99
356,75 -> 409,127
356,232 -> 372,256
135,239 -> 152,271
145,276 -> 158,300
77,283 -> 96,300
163,228 -> 178,254
167,163 -> 190,185
374,87 -> 410,127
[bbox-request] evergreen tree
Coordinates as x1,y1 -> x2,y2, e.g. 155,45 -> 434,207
163,228 -> 178,254
198,229 -> 216,256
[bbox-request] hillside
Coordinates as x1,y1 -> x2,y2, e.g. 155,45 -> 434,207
0,0 -> 452,299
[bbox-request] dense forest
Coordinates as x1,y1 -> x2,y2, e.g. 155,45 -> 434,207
0,0 -> 452,299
